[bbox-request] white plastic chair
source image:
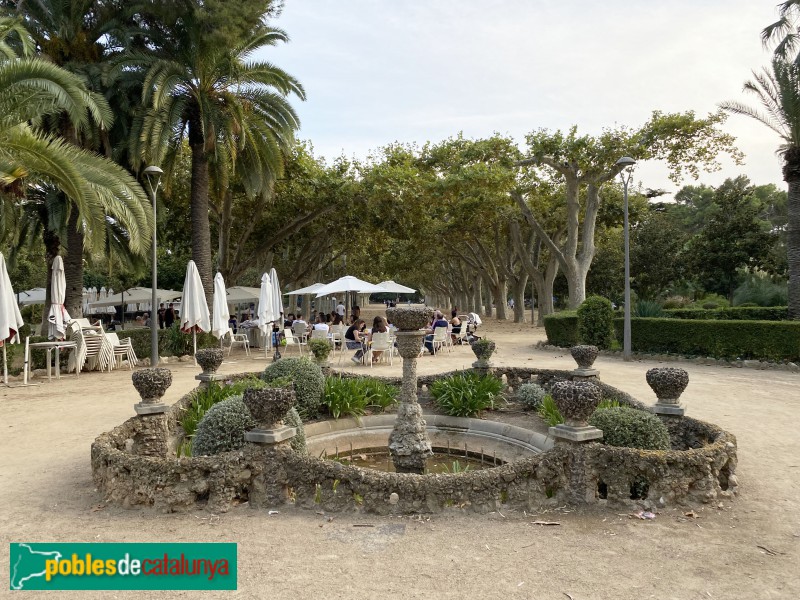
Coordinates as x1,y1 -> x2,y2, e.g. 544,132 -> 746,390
222,330 -> 250,356
106,332 -> 138,370
283,328 -> 305,355
368,332 -> 393,367
431,327 -> 450,355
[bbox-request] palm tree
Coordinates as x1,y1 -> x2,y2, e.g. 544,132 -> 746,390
763,1 -> 800,64
134,17 -> 305,303
0,50 -> 152,329
720,58 -> 800,318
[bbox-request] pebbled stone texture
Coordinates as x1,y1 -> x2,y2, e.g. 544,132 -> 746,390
131,368 -> 173,403
646,367 -> 689,403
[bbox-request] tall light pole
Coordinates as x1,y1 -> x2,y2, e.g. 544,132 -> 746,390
144,165 -> 163,367
615,157 -> 636,361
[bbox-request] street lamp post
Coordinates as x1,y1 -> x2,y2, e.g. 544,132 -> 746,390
144,165 -> 163,367
615,156 -> 636,362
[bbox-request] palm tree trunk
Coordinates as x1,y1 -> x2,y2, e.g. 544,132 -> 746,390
64,206 -> 84,317
785,152 -> 800,320
189,132 -> 214,308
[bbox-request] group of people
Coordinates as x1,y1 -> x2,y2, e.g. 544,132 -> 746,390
422,309 -> 464,354
344,315 -> 390,364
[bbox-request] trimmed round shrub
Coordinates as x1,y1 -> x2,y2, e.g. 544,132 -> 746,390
262,357 -> 324,418
308,338 -> 332,361
577,295 -> 615,349
517,383 -> 547,410
283,406 -> 307,455
192,395 -> 255,456
588,406 -> 670,450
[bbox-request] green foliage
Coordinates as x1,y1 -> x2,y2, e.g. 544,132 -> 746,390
430,372 -> 503,418
537,394 -> 563,426
613,317 -> 800,361
630,213 -> 687,300
442,460 -> 471,474
543,311 -> 579,347
308,338 -> 332,361
262,357 -> 324,418
517,383 -> 547,410
634,300 -> 664,318
538,397 -> 620,427
733,275 -> 789,307
322,376 -> 399,419
577,296 -> 615,349
181,377 -> 265,440
191,396 -> 256,456
588,406 -> 671,450
162,324 -> 218,357
689,293 -> 730,309
283,406 -> 307,455
664,307 -> 789,321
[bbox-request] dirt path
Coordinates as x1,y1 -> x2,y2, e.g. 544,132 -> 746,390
1,310 -> 798,599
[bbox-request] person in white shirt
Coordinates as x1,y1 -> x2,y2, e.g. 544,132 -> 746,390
335,302 -> 345,318
312,315 -> 329,333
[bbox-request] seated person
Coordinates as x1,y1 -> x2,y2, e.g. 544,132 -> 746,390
450,310 -> 462,343
228,315 -> 238,333
345,319 -> 367,364
369,316 -> 389,363
424,310 -> 450,354
312,315 -> 329,333
331,313 -> 343,326
284,313 -> 295,329
143,312 -> 152,328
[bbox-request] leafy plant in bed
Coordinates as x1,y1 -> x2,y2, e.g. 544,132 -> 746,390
430,372 -> 503,417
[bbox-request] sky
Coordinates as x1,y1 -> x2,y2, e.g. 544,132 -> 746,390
261,1 -> 786,197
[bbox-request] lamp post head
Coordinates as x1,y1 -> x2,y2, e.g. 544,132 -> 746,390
143,165 -> 163,192
615,156 -> 636,168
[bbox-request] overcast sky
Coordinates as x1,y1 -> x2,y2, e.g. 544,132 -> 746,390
263,1 -> 785,196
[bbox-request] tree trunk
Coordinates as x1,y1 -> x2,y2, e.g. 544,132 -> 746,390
512,274 -> 527,323
567,267 -> 586,309
482,279 -> 493,318
64,207 -> 84,317
785,154 -> 800,319
541,257 -> 558,323
189,132 -> 214,308
473,282 -> 481,317
493,279 -> 508,320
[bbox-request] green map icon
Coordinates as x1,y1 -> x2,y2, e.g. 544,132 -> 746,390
9,543 -> 63,590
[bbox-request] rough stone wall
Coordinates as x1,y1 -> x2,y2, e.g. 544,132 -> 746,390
91,368 -> 738,514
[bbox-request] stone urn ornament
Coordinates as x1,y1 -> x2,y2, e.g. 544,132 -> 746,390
386,306 -> 434,331
646,367 -> 689,416
196,348 -> 224,374
131,368 -> 172,414
471,339 -> 496,362
570,345 -> 598,371
548,380 -> 604,443
243,387 -> 297,444
243,387 -> 295,428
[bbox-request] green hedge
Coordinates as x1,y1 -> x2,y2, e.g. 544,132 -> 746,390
543,311 -> 579,347
664,307 -> 789,321
613,317 -> 800,361
117,327 -> 218,360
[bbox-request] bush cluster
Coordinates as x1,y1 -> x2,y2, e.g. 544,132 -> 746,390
283,406 -> 307,455
191,395 -> 256,456
262,357 -> 325,418
613,317 -> 800,361
588,406 -> 671,450
182,377 -> 265,440
543,311 -> 579,347
322,376 -> 399,419
308,338 -> 332,361
430,372 -> 503,417
577,296 -> 615,349
663,307 -> 789,321
517,383 -> 547,410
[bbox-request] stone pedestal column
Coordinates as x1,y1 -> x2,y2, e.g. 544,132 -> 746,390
386,307 -> 433,475
549,380 -> 603,443
242,387 -> 297,507
130,368 -> 173,457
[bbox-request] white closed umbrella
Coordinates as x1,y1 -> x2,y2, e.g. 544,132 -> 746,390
257,273 -> 274,359
212,272 -> 231,340
269,268 -> 283,324
0,253 -> 25,384
47,256 -> 70,340
180,260 -> 211,358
